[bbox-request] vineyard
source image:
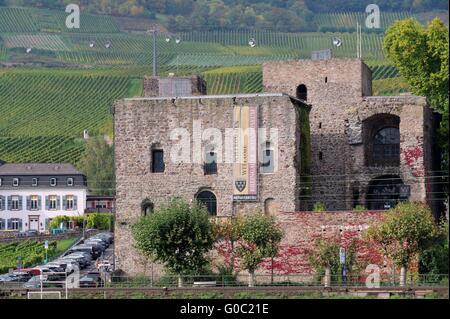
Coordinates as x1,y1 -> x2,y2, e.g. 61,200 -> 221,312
0,237 -> 79,274
312,11 -> 413,31
0,7 -> 120,33
0,6 -> 419,165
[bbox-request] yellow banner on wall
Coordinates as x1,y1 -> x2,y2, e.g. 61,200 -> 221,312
233,105 -> 258,202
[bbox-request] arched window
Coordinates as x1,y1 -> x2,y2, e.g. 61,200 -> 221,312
196,190 -> 217,216
141,199 -> 154,216
363,114 -> 400,167
373,127 -> 400,165
296,84 -> 307,101
264,198 -> 275,216
204,145 -> 218,175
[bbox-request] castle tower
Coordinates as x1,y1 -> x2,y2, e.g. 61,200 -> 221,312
263,58 -> 440,215
263,58 -> 372,210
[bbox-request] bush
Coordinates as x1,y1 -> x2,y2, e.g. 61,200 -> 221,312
313,202 -> 326,212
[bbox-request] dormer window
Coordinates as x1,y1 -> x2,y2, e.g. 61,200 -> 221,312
13,178 -> 19,187
32,178 -> 38,187
0,178 -> 2,187
67,178 -> 74,187
50,178 -> 57,187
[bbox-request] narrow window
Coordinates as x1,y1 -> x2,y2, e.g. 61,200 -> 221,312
261,142 -> 274,174
319,152 -> 323,160
152,149 -> 165,173
49,195 -> 58,210
13,178 -> 19,187
30,195 -> 39,210
319,122 -> 322,129
204,147 -> 218,175
11,196 -> 20,210
10,219 -> 21,231
66,196 -> 74,210
325,77 -> 328,83
296,84 -> 307,101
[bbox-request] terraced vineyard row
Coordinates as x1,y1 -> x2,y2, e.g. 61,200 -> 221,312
313,11 -> 414,30
370,64 -> 399,80
0,7 -> 38,32
0,7 -> 120,33
0,136 -> 85,164
2,34 -> 70,51
0,74 -> 130,137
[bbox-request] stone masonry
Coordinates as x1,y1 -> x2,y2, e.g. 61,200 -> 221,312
263,58 -> 440,214
113,93 -> 310,275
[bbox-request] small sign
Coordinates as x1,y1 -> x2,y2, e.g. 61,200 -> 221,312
44,240 -> 49,250
339,247 -> 346,264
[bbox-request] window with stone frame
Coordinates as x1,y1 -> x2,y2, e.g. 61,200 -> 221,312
363,114 -> 400,167
66,195 -> 75,210
30,195 -> 39,210
49,195 -> 58,210
11,196 -> 20,210
261,141 -> 274,174
204,145 -> 218,175
151,146 -> 165,173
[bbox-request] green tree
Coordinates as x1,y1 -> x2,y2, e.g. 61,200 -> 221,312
235,214 -> 283,287
308,239 -> 358,286
384,18 -> 449,169
132,199 -> 215,287
78,136 -> 115,196
366,202 -> 437,286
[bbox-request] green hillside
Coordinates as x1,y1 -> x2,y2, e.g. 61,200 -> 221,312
0,6 -> 426,165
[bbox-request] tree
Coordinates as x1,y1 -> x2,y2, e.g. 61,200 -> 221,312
307,239 -> 358,287
366,202 -> 437,286
235,214 -> 283,287
77,136 -> 115,196
384,18 -> 449,170
132,199 -> 214,287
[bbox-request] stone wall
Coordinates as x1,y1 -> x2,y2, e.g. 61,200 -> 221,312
262,58 -> 438,214
263,59 -> 372,211
113,94 -> 309,275
143,76 -> 207,97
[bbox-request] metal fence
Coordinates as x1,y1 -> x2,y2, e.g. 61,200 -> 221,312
1,273 -> 448,290
104,274 -> 449,289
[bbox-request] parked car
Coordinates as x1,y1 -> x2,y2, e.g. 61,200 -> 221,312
0,272 -> 32,283
23,275 -> 63,289
48,261 -> 78,274
93,233 -> 114,244
66,245 -> 99,259
60,255 -> 88,269
84,239 -> 108,250
76,245 -> 101,259
79,272 -> 103,288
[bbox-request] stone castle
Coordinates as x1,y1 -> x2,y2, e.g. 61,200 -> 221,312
113,58 -> 442,275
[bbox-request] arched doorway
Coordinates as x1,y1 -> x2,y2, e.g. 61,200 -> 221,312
196,190 -> 217,216
366,175 -> 409,210
296,84 -> 307,101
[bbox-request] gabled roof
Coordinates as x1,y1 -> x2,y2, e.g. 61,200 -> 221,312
0,163 -> 84,176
